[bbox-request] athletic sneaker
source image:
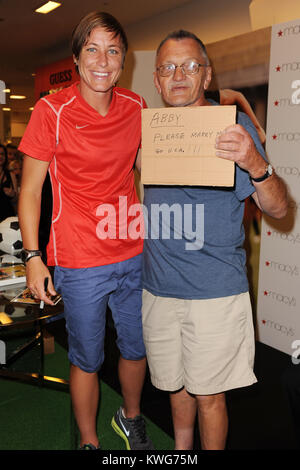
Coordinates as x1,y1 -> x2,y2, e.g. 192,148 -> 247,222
79,443 -> 101,450
111,407 -> 155,450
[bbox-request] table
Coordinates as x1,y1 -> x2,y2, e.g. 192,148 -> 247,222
0,282 -> 68,390
0,282 -> 79,449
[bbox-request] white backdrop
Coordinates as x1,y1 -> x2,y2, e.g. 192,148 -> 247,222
122,50 -> 164,109
257,18 -> 300,356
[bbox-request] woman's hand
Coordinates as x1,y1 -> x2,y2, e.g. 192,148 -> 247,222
25,256 -> 57,305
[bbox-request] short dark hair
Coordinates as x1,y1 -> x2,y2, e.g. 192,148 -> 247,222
156,30 -> 210,65
72,11 -> 128,63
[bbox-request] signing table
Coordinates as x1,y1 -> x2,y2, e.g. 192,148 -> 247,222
0,282 -> 68,390
0,282 -> 79,448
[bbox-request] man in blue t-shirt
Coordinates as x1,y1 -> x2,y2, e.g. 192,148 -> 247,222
140,30 -> 288,450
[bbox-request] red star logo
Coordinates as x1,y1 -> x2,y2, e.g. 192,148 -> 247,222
262,320 -> 266,324
274,100 -> 279,106
267,231 -> 272,236
264,291 -> 268,296
265,261 -> 270,266
278,30 -> 283,37
276,65 -> 281,72
272,134 -> 277,140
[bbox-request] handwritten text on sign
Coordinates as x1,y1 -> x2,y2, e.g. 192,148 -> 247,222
141,106 -> 236,186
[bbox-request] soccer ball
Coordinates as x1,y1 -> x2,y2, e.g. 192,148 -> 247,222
0,217 -> 23,255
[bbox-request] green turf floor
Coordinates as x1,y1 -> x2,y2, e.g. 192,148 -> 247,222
0,221 -> 261,451
0,342 -> 174,450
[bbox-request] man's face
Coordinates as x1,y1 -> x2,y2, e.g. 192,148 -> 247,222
154,38 -> 212,107
76,26 -> 124,99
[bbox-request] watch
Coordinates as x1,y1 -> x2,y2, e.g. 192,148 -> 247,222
251,164 -> 273,183
21,249 -> 42,264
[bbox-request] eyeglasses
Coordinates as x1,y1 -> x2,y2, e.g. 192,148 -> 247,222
156,60 -> 208,77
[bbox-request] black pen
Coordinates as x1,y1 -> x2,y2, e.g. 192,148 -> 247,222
39,277 -> 49,310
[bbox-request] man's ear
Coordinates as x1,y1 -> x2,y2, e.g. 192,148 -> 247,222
204,66 -> 212,91
153,71 -> 162,94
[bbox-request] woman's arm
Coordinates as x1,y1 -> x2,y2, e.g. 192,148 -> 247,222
219,89 -> 266,145
18,155 -> 56,304
135,149 -> 141,173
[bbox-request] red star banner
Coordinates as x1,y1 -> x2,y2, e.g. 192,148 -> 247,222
257,18 -> 300,355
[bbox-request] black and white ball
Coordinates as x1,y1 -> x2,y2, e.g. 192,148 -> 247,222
0,217 -> 23,255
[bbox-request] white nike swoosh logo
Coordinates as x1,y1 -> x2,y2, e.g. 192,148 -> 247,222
119,416 -> 130,437
76,124 -> 89,129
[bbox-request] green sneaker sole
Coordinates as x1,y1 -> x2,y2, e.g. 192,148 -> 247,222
111,416 -> 131,450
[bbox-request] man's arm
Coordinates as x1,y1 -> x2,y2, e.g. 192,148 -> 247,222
215,124 -> 288,219
250,178 -> 287,219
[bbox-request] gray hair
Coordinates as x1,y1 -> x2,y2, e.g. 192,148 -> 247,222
156,30 -> 210,65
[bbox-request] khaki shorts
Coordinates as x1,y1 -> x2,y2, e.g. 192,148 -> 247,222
142,290 -> 257,395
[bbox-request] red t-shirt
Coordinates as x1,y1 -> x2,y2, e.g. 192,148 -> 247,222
19,83 -> 146,268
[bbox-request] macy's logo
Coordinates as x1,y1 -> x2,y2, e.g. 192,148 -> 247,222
272,134 -> 300,144
263,290 -> 296,307
265,260 -> 299,277
275,62 -> 300,72
277,25 -> 300,37
266,229 -> 300,244
261,319 -> 295,336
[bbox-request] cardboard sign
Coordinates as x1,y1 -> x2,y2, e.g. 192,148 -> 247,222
141,105 -> 236,186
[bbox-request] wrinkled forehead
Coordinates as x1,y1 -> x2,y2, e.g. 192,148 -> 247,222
156,38 -> 207,66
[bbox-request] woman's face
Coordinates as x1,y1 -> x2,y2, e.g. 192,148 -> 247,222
76,26 -> 124,99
